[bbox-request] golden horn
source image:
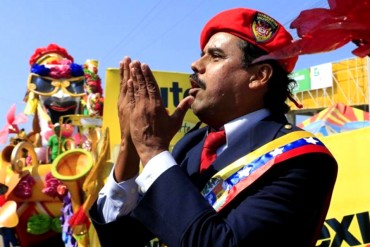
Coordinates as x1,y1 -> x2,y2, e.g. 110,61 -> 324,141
51,149 -> 94,212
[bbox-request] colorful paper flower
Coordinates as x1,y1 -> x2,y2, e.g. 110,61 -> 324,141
30,61 -> 84,79
13,174 -> 36,199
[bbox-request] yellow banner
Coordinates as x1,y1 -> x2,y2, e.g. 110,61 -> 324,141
317,127 -> 370,246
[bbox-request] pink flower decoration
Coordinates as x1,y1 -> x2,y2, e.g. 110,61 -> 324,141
13,174 -> 36,199
73,133 -> 87,146
42,172 -> 66,198
0,104 -> 28,144
48,58 -> 72,78
61,123 -> 74,138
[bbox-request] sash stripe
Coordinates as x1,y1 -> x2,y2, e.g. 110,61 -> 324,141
221,145 -> 332,211
201,131 -> 334,212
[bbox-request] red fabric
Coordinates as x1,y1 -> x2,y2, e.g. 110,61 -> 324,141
200,8 -> 298,73
68,206 -> 91,229
29,43 -> 74,65
255,0 -> 370,63
0,195 -> 5,206
200,130 -> 226,172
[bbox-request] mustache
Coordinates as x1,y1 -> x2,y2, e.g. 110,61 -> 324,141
190,74 -> 206,90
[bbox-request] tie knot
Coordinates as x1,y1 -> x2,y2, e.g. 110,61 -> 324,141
203,129 -> 226,150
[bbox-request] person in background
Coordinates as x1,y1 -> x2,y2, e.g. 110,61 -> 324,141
47,123 -> 64,163
89,7 -> 338,247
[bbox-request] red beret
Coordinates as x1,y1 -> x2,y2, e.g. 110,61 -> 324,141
200,8 -> 298,73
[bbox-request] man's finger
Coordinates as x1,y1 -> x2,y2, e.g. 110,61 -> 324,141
119,60 -> 124,81
133,61 -> 148,92
130,61 -> 148,98
127,78 -> 135,108
122,57 -> 131,85
120,57 -> 131,94
141,63 -> 161,100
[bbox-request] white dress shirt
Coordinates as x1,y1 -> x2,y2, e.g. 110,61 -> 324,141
97,109 -> 270,223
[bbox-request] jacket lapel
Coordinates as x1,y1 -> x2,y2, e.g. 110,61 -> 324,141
212,116 -> 287,172
172,114 -> 289,189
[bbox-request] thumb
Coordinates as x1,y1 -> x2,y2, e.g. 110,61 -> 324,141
170,96 -> 193,125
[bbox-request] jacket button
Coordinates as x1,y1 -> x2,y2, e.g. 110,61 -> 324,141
284,124 -> 292,130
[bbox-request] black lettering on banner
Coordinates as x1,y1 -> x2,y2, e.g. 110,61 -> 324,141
160,82 -> 191,109
169,82 -> 182,107
317,212 -> 370,247
160,87 -> 169,108
316,224 -> 331,247
178,122 -> 192,134
356,211 -> 370,244
144,211 -> 370,247
326,215 -> 361,247
184,88 -> 190,98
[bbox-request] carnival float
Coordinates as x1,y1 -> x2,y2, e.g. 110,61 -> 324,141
0,43 -> 110,247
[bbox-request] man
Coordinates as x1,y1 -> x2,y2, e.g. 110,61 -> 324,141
89,8 -> 338,247
47,123 -> 65,162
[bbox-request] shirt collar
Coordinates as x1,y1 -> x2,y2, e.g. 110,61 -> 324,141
224,108 -> 271,143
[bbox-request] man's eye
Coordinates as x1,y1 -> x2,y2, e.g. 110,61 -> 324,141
211,53 -> 222,59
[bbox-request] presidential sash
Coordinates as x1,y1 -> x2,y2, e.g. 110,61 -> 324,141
201,130 -> 333,212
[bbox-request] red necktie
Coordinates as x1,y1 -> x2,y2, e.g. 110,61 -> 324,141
200,129 -> 226,172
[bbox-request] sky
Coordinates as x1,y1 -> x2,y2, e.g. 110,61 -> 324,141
0,0 -> 357,148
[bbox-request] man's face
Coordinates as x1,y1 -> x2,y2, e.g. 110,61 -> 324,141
189,32 -> 260,128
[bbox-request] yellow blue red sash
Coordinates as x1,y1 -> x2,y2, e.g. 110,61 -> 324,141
201,131 -> 333,212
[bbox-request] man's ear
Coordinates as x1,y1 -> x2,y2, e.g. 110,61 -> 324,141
249,63 -> 273,89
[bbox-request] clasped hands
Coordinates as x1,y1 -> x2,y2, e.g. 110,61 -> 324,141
118,56 -> 193,168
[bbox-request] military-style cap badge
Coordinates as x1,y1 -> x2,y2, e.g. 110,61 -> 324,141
252,12 -> 279,43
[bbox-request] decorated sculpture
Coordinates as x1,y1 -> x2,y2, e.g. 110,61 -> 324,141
0,43 -> 110,247
82,60 -> 104,117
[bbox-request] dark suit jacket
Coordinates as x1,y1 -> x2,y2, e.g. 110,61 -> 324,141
89,114 -> 338,247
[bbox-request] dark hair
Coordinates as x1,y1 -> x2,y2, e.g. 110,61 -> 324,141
238,40 -> 297,115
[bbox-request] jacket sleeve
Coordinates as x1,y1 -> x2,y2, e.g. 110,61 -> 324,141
89,202 -> 154,247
